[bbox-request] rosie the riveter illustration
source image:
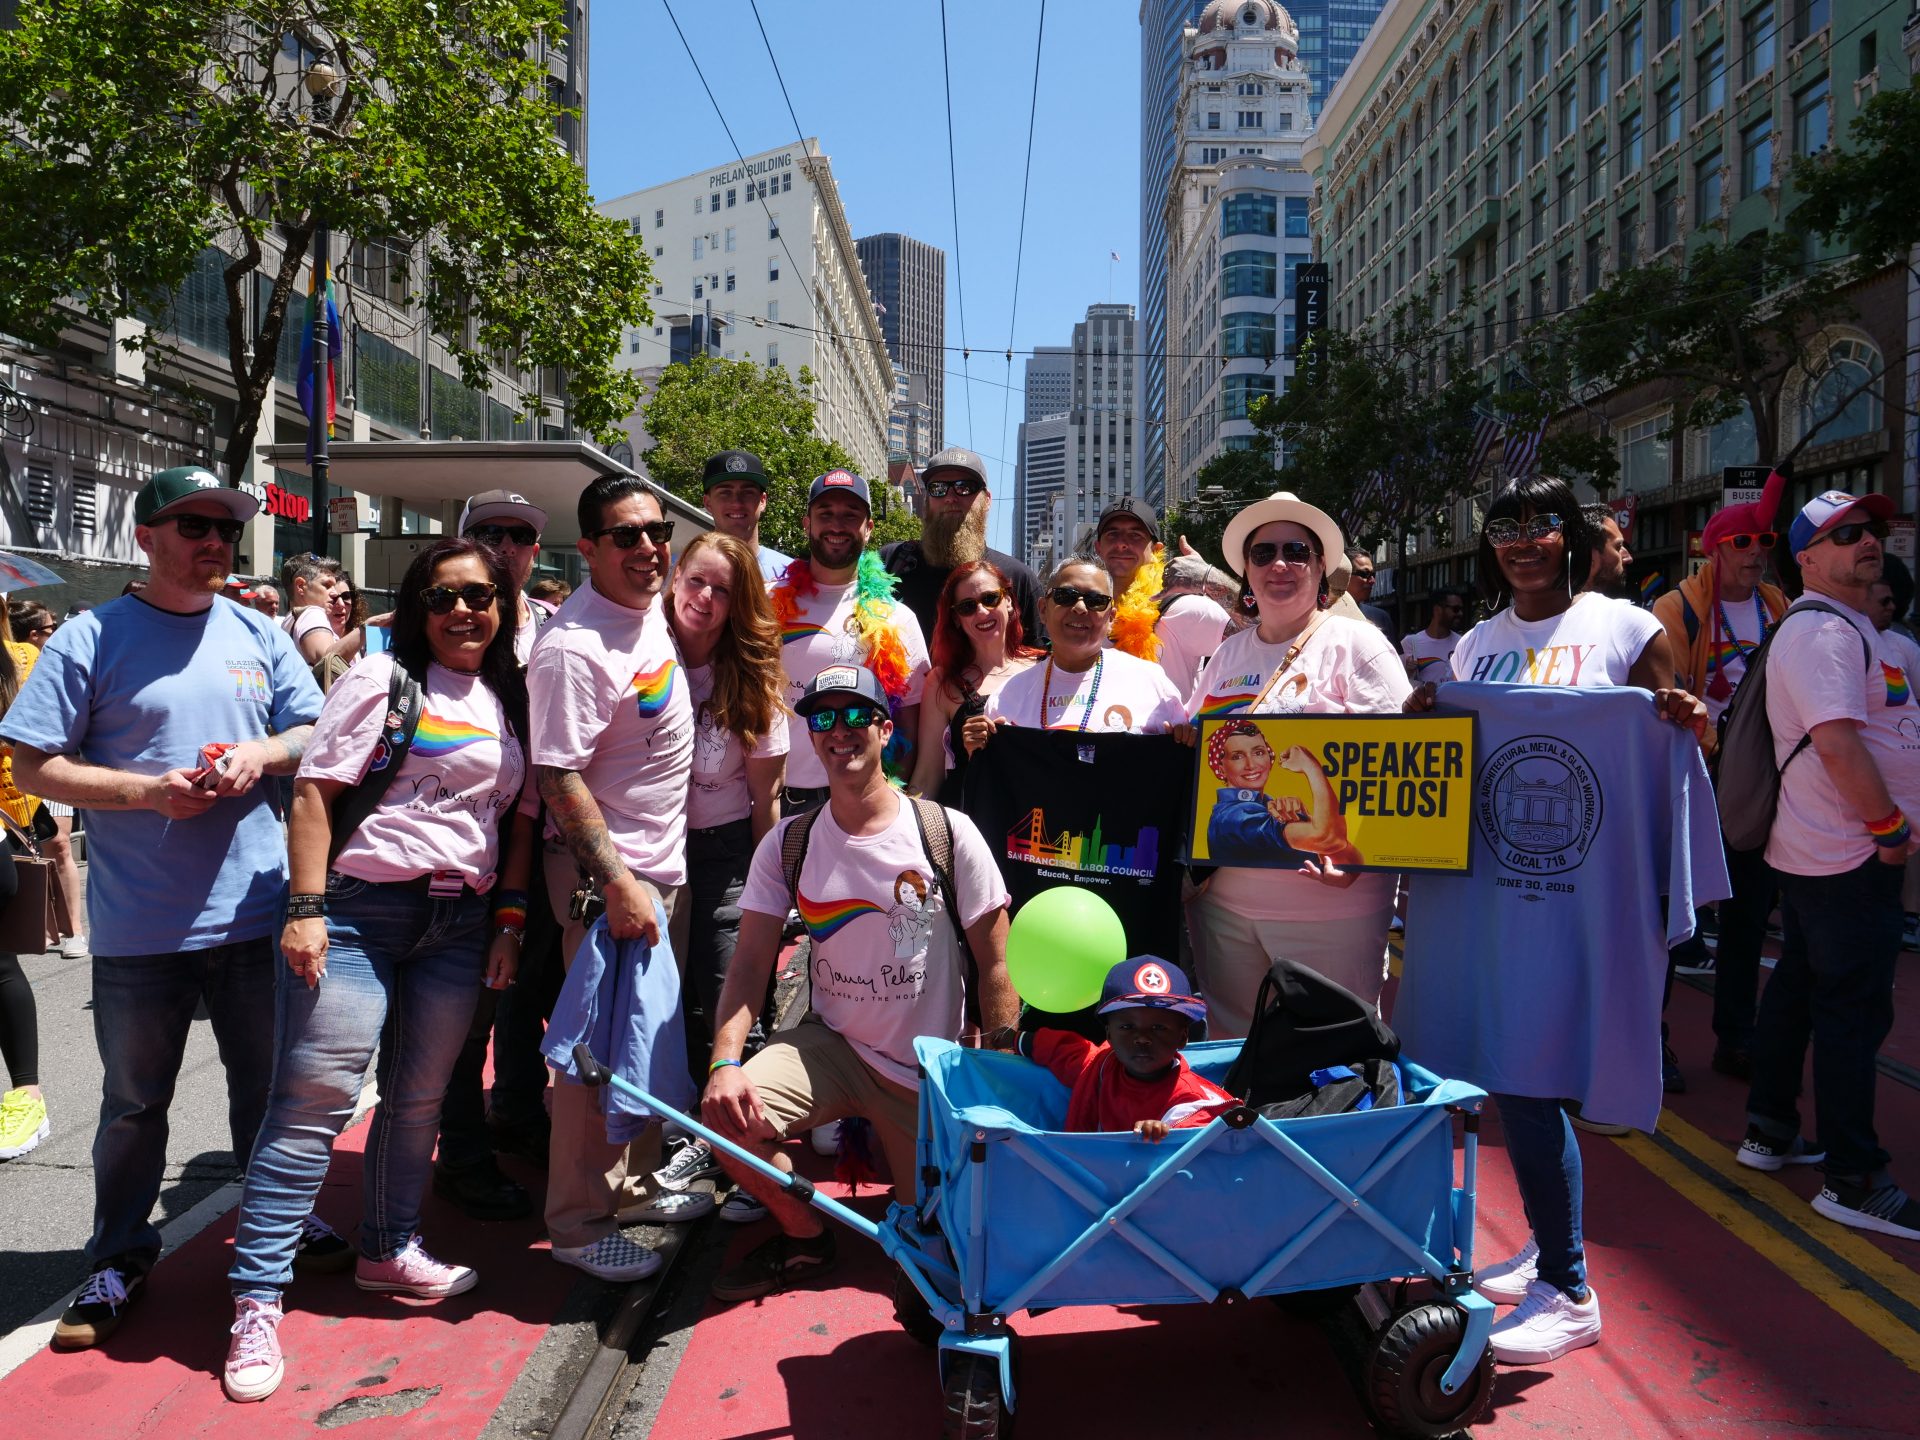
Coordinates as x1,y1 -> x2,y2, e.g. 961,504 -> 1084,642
1204,721 -> 1363,870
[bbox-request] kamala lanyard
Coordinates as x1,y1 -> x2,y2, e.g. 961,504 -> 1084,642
1042,652 -> 1104,731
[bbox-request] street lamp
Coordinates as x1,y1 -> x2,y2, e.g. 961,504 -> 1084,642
303,54 -> 340,558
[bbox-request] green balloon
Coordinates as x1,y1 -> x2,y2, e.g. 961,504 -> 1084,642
1005,886 -> 1128,1012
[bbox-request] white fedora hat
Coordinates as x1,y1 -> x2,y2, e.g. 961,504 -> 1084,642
1220,491 -> 1345,576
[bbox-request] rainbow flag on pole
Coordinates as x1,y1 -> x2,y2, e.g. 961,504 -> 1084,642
296,252 -> 343,462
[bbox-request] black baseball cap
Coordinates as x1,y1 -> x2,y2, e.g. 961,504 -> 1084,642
702,450 -> 770,492
1095,498 -> 1160,542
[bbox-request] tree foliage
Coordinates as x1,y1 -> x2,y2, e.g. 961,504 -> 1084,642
1789,81 -> 1920,271
640,355 -> 917,556
1165,447 -> 1278,570
0,0 -> 651,478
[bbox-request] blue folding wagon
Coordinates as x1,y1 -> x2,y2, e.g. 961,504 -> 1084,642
575,1035 -> 1497,1439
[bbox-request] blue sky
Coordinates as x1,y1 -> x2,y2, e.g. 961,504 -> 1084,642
587,1 -> 1142,552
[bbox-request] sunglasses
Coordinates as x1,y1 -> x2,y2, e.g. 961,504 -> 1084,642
1818,518 -> 1889,548
1048,585 -> 1113,612
419,582 -> 499,615
1247,539 -> 1318,569
1485,514 -> 1565,548
1719,531 -> 1776,550
927,478 -> 985,499
162,514 -> 245,544
952,590 -> 1005,618
804,703 -> 882,733
468,523 -> 540,547
591,520 -> 675,549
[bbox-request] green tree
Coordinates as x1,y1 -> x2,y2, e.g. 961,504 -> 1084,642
641,355 -> 916,555
1789,81 -> 1920,272
1165,447 -> 1278,570
0,0 -> 650,479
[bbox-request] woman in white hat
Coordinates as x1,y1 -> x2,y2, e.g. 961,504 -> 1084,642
1183,492 -> 1411,1033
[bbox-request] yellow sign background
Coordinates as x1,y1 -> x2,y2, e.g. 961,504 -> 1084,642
1186,713 -> 1477,872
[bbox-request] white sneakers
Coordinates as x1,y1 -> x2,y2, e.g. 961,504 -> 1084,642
1488,1278 -> 1602,1364
58,933 -> 89,959
1472,1236 -> 1539,1303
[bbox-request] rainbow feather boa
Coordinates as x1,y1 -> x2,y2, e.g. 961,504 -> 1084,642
1109,546 -> 1165,662
771,550 -> 915,781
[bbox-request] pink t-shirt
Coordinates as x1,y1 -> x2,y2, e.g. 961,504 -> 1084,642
739,798 -> 1009,1087
777,578 -> 929,788
987,648 -> 1186,733
686,662 -> 790,830
281,605 -> 332,651
527,581 -> 695,887
1766,598 -> 1920,876
1152,595 -> 1232,702
1185,615 -> 1412,921
300,655 -> 526,890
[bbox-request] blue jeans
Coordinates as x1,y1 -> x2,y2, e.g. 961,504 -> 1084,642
1494,1093 -> 1586,1298
229,877 -> 488,1299
1746,857 -> 1902,1179
90,938 -> 276,1274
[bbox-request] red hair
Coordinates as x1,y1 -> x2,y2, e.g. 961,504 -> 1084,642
930,561 -> 1042,679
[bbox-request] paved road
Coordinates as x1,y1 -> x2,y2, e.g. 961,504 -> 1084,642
0,933 -> 251,1338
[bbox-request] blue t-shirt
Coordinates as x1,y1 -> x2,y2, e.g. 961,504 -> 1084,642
0,594 -> 324,955
1206,787 -> 1312,867
1395,684 -> 1729,1131
757,543 -> 791,584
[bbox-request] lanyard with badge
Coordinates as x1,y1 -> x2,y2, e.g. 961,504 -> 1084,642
1707,592 -> 1768,701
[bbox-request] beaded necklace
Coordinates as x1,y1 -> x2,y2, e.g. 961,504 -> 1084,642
1041,652 -> 1105,731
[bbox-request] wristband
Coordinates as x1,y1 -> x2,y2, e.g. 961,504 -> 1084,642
1872,821 -> 1912,849
494,926 -> 525,941
1867,810 -> 1910,846
492,891 -> 529,931
708,1056 -> 743,1073
286,894 -> 326,919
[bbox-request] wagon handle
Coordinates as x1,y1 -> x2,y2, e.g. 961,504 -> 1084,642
573,1043 -> 609,1087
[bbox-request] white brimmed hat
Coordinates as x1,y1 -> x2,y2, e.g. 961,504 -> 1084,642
1220,491 -> 1345,576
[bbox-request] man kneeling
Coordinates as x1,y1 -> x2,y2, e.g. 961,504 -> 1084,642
701,666 -> 1015,1302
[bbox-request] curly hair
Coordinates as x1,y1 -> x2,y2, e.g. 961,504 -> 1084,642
388,538 -> 528,742
671,530 -> 784,746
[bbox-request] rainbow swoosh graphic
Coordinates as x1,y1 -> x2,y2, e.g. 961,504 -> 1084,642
1194,690 -> 1253,718
410,711 -> 498,758
1883,661 -> 1910,707
630,659 -> 679,717
796,892 -> 882,942
781,621 -> 829,645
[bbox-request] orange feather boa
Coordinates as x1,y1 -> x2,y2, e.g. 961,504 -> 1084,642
1108,546 -> 1165,662
769,550 -> 912,699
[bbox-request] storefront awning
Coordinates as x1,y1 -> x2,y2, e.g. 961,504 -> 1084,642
262,439 -> 711,547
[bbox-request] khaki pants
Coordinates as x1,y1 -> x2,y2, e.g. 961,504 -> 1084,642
542,840 -> 687,1250
741,1015 -> 922,1202
1185,891 -> 1393,1038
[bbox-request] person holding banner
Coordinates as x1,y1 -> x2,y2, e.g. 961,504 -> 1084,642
1182,492 -> 1412,1031
909,561 -> 1042,806
982,558 -> 1187,737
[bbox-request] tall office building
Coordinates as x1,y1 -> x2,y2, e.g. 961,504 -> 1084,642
1012,345 -> 1072,564
1137,0 -> 1212,517
1286,0 -> 1390,118
856,232 -> 945,465
1020,413 -> 1072,573
1065,303 -> 1138,548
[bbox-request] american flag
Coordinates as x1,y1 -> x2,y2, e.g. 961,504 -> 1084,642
1110,250 -> 1122,262
1468,412 -> 1503,483
1503,420 -> 1547,478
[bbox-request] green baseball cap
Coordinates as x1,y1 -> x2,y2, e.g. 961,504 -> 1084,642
134,466 -> 263,527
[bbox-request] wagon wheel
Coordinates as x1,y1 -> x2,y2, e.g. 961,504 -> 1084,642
941,1351 -> 1016,1440
1364,1302 -> 1494,1439
892,1266 -> 944,1347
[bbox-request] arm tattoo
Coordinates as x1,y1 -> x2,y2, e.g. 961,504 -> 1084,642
260,725 -> 313,776
536,765 -> 629,890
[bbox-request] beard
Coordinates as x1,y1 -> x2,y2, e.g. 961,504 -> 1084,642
922,501 -> 987,569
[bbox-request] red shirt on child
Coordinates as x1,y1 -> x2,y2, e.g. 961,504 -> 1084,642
1031,1029 -> 1239,1133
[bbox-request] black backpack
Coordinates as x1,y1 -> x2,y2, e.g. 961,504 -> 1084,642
1222,958 -> 1402,1111
326,658 -> 425,863
1714,601 -> 1872,852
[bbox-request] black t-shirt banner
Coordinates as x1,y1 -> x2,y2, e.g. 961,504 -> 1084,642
960,727 -> 1193,962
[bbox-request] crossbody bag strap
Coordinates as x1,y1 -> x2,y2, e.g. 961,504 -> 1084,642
0,808 -> 41,858
1245,609 -> 1330,713
326,659 -> 425,865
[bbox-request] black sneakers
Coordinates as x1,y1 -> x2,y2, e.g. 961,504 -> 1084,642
52,1265 -> 143,1349
710,1228 -> 837,1302
1812,1177 -> 1920,1241
1736,1124 -> 1825,1172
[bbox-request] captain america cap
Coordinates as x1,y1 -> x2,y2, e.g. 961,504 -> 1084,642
1097,956 -> 1207,1023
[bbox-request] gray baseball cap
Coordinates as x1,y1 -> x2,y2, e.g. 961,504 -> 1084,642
923,446 -> 988,490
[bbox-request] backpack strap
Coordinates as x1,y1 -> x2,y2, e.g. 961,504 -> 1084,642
326,658 -> 425,864
780,805 -> 825,912
907,796 -> 983,1022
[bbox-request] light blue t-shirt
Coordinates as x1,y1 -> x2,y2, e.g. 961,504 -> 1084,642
757,543 -> 791,584
1395,684 -> 1729,1131
0,594 -> 324,955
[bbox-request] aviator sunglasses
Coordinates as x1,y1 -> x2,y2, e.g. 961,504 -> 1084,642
161,514 -> 245,544
468,523 -> 539,547
419,582 -> 498,615
590,520 -> 675,549
952,589 -> 1005,618
1485,514 -> 1565,549
926,478 -> 985,499
804,703 -> 882,734
1248,539 -> 1318,568
1048,585 -> 1113,612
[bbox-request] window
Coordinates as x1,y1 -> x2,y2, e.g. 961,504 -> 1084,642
1698,41 -> 1726,116
1587,139 -> 1608,202
766,299 -> 778,323
1223,373 -> 1275,420
1860,32 -> 1877,74
1741,115 -> 1773,195
1656,0 -> 1682,49
1794,76 -> 1830,155
724,268 -> 736,293
1222,192 -> 1277,236
1447,128 -> 1458,171
769,257 -> 780,281
1207,111 -> 1221,129
1531,189 -> 1548,244
1222,311 -> 1277,359
1506,291 -> 1521,346
1620,109 -> 1644,172
1618,412 -> 1671,492
768,215 -> 780,239
1530,271 -> 1548,318
1557,164 -> 1577,225
692,235 -> 704,260
1481,306 -> 1496,359
1448,63 -> 1460,107
653,208 -> 664,229
1656,78 -> 1682,148
1237,110 -> 1262,128
1508,56 -> 1525,110
1555,253 -> 1572,309
1588,49 -> 1609,110
1559,0 -> 1578,51
1799,339 -> 1882,444
724,226 -> 736,253
1622,12 -> 1644,75
693,279 -> 704,299
1618,205 -> 1640,266
1285,196 -> 1310,237
1558,82 -> 1577,140
1585,233 -> 1603,293
1589,0 -> 1609,20
1654,179 -> 1679,248
1282,252 -> 1309,299
1696,149 -> 1724,218
1532,110 -> 1550,164
1533,27 -> 1550,84
1792,0 -> 1829,42
1703,401 -> 1758,472
1221,250 -> 1277,297
1468,106 -> 1481,153
653,245 -> 663,258
766,342 -> 778,367
1507,134 -> 1525,189
726,187 -> 737,207
1485,156 -> 1501,198
1743,4 -> 1776,82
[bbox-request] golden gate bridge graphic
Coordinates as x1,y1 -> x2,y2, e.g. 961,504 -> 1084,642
1006,807 -> 1159,875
